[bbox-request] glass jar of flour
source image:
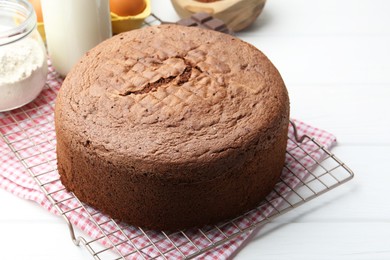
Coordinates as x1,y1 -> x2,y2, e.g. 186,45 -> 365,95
0,0 -> 48,112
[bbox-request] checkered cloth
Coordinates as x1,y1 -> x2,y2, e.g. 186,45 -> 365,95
0,65 -> 336,259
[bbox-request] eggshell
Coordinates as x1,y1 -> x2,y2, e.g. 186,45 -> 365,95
110,0 -> 146,16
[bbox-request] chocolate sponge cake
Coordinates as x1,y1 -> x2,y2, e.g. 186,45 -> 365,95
55,24 -> 289,230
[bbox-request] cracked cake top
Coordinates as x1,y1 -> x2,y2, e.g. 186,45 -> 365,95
55,25 -> 289,164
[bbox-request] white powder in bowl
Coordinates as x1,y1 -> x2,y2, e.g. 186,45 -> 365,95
0,37 -> 48,112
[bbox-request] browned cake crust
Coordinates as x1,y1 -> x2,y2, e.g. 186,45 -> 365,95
55,25 -> 289,230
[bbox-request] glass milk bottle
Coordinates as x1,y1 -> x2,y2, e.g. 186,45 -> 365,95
41,0 -> 112,76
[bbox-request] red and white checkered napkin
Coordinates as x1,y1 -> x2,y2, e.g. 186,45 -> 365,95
0,66 -> 336,259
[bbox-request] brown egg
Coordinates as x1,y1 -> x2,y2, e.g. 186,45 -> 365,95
110,0 -> 146,16
29,0 -> 43,23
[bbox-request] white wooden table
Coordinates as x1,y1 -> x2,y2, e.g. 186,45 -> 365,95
1,0 -> 389,259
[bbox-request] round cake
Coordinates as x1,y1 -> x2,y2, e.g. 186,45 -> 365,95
55,24 -> 289,230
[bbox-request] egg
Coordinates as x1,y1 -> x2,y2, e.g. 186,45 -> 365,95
110,0 -> 146,16
29,0 -> 43,23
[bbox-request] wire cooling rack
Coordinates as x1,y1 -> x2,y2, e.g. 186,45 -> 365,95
0,14 -> 354,260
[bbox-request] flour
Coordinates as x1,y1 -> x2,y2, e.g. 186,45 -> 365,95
0,37 -> 47,111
